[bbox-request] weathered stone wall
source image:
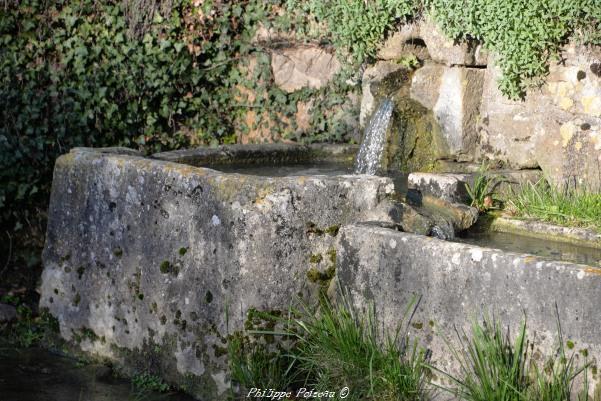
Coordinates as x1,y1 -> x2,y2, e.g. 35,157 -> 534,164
337,223 -> 601,394
40,148 -> 393,399
362,20 -> 601,189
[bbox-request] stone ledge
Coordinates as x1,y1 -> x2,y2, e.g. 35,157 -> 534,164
491,216 -> 601,249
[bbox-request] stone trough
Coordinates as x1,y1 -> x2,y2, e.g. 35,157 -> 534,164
40,145 -> 601,399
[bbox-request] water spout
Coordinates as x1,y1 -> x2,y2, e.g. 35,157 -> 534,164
354,99 -> 394,175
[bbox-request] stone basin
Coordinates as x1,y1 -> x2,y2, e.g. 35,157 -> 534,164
40,145 -> 396,398
39,144 -> 601,399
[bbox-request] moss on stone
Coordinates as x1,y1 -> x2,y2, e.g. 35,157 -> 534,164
411,322 -> 424,330
383,98 -> 444,173
244,308 -> 282,333
309,254 -> 323,264
306,222 -> 341,236
324,225 -> 340,236
306,265 -> 336,284
160,261 -> 170,274
72,327 -> 99,344
178,247 -> 188,256
212,343 -> 228,358
326,248 -> 337,265
159,260 -> 178,274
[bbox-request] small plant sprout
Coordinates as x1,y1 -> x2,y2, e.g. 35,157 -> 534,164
466,163 -> 503,213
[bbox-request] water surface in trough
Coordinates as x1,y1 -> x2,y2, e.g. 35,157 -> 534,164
455,230 -> 601,267
210,163 -> 410,194
211,162 -> 353,177
0,345 -> 195,401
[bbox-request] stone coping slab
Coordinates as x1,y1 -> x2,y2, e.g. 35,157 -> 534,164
491,215 -> 601,249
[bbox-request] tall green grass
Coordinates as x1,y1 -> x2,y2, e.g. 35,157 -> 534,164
508,179 -> 601,232
228,291 -> 429,401
227,333 -> 299,393
229,292 -> 596,401
431,313 -> 589,401
290,293 -> 428,401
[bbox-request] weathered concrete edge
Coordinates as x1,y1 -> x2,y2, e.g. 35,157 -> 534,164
71,146 -> 143,156
336,223 -> 601,393
491,216 -> 601,249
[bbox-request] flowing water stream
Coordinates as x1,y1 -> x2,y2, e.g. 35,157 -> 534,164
354,99 -> 394,175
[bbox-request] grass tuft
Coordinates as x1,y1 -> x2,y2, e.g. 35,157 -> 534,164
289,292 -> 428,401
466,163 -> 503,213
131,372 -> 169,393
227,333 -> 298,394
507,179 -> 601,232
228,290 -> 429,401
431,310 -> 588,401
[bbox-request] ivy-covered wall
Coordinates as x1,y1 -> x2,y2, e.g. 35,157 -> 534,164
1,0 -> 600,279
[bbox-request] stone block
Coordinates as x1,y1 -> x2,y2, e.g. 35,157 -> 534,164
411,65 -> 485,160
359,61 -> 406,128
419,16 -> 487,67
272,46 -> 341,93
407,172 -> 470,203
39,147 -> 394,399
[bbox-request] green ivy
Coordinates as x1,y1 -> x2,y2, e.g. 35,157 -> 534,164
286,0 -> 599,98
0,0 -> 232,234
425,0 -> 601,99
286,0 -> 419,65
